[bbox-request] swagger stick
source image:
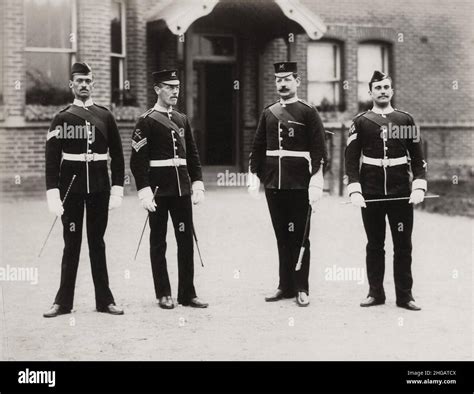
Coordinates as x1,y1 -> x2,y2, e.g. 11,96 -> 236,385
134,186 -> 159,261
192,222 -> 204,268
340,195 -> 440,205
38,174 -> 77,258
295,206 -> 312,272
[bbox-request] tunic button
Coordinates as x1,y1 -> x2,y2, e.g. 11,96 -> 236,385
279,146 -> 283,150
88,149 -> 92,153
175,155 -> 179,159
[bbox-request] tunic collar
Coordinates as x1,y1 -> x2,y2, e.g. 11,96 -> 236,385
279,95 -> 298,106
371,105 -> 394,116
154,103 -> 173,113
73,98 -> 94,108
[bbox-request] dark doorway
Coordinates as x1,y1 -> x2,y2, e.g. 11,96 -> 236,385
201,63 -> 234,165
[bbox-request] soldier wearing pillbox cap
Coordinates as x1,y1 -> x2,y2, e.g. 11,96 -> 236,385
345,70 -> 427,311
43,62 -> 125,318
130,68 -> 208,310
248,61 -> 328,307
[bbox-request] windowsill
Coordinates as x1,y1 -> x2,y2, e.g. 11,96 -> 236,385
25,104 -> 69,121
23,104 -> 143,122
110,105 -> 144,121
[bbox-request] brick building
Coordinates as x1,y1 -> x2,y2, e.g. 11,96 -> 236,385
0,0 -> 472,197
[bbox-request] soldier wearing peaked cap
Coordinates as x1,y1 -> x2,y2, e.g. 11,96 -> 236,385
248,62 -> 328,307
130,69 -> 208,309
43,62 -> 125,318
345,71 -> 427,311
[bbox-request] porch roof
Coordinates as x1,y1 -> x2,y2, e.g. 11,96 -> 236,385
146,0 -> 327,40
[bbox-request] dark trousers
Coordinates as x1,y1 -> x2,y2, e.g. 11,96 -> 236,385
265,189 -> 310,295
148,194 -> 197,303
361,194 -> 415,304
55,191 -> 115,310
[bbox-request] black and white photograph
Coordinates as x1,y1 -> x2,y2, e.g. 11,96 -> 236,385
0,0 -> 472,392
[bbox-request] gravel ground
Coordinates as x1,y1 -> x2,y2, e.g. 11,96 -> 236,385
0,189 -> 472,361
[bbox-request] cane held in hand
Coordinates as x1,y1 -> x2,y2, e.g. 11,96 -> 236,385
295,206 -> 312,271
38,175 -> 77,258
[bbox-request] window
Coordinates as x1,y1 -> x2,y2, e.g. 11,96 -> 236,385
111,0 -> 132,105
357,42 -> 390,110
307,41 -> 342,112
24,0 -> 76,105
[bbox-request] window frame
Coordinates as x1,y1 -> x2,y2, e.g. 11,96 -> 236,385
110,0 -> 127,100
357,41 -> 392,109
307,39 -> 344,112
24,0 -> 77,56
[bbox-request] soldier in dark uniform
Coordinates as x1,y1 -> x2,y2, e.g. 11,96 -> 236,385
43,62 -> 125,317
345,71 -> 427,311
248,62 -> 327,307
130,69 -> 208,309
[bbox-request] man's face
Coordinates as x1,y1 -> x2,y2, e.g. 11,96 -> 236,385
70,74 -> 94,100
369,78 -> 394,106
155,83 -> 180,107
275,74 -> 300,99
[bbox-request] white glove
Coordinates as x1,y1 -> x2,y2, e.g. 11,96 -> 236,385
46,188 -> 64,216
138,187 -> 157,212
192,181 -> 205,205
308,186 -> 323,209
409,189 -> 425,205
109,185 -> 123,210
350,192 -> 366,208
308,170 -> 324,209
247,172 -> 260,199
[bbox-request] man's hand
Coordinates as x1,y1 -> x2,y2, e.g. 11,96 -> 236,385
409,189 -> 425,205
350,192 -> 366,208
308,169 -> 324,210
46,188 -> 64,216
247,172 -> 260,199
308,186 -> 323,210
138,187 -> 157,212
191,181 -> 205,205
109,185 -> 123,210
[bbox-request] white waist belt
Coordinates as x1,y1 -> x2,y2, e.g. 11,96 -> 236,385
63,153 -> 108,162
266,150 -> 310,161
362,155 -> 408,167
150,158 -> 187,167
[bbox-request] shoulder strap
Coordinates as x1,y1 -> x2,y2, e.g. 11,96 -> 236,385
268,102 -> 297,124
147,110 -> 181,133
362,111 -> 390,128
66,105 -> 108,141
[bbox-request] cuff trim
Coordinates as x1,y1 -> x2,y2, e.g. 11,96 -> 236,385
309,170 -> 324,189
111,185 -> 124,197
347,182 -> 362,195
412,179 -> 427,191
46,188 -> 60,200
192,181 -> 205,191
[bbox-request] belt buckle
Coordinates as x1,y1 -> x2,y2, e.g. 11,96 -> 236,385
85,153 -> 94,162
172,158 -> 180,166
381,158 -> 390,167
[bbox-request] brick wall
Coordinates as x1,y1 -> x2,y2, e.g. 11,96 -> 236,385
3,0 -> 25,118
1,0 -> 472,197
126,0 -> 149,110
301,0 -> 474,123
